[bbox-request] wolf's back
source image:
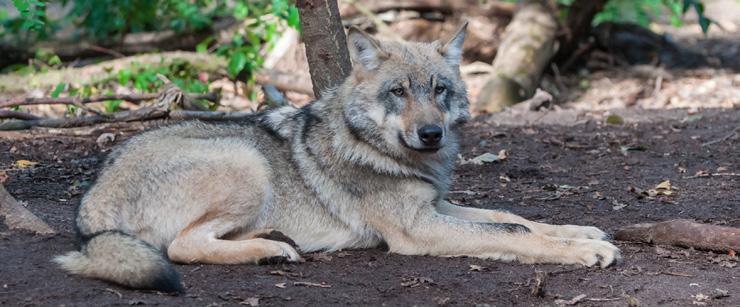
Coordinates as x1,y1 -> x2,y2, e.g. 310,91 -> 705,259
54,231 -> 183,293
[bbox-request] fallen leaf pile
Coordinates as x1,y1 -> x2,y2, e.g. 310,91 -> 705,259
629,180 -> 677,199
459,149 -> 507,165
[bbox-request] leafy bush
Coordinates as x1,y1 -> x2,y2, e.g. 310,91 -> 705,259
593,0 -> 712,32
3,0 -> 299,107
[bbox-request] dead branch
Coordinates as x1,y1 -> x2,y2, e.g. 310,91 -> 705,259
339,0 -> 515,18
476,0 -> 558,113
0,110 -> 42,120
0,93 -> 218,109
344,0 -> 402,41
0,185 -> 56,235
168,110 -> 253,121
615,219 -> 740,252
0,85 -> 223,130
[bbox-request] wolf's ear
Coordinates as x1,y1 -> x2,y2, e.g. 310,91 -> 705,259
347,26 -> 389,71
438,22 -> 468,67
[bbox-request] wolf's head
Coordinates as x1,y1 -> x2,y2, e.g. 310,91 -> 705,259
340,24 -> 470,161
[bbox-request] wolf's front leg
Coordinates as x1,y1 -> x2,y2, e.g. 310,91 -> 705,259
436,201 -> 608,240
377,206 -> 620,268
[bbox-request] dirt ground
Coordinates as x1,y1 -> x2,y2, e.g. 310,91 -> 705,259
1,106 -> 737,306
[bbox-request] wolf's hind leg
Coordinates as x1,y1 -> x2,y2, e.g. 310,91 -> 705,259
168,226 -> 301,265
436,201 -> 607,240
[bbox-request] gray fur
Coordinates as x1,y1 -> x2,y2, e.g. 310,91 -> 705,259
55,25 -> 620,292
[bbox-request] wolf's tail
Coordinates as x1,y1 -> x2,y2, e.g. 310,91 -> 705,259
53,231 -> 183,293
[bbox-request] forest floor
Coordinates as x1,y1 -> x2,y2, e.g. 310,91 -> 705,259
1,106 -> 738,306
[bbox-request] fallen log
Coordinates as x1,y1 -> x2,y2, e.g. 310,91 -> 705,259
0,52 -> 227,94
0,185 -> 56,235
615,219 -> 740,252
0,17 -> 238,69
0,51 -> 312,99
475,0 -> 557,114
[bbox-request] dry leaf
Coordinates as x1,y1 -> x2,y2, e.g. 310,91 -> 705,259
401,276 -> 435,288
469,264 -> 486,272
275,283 -> 287,289
460,150 -> 507,165
712,289 -> 729,299
240,297 -> 259,306
612,200 -> 627,211
15,160 -> 39,168
0,170 -> 8,184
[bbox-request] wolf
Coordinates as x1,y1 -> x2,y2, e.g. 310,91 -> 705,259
54,24 -> 620,293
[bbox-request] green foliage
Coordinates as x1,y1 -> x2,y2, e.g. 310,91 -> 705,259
5,0 -> 299,100
593,0 -> 713,32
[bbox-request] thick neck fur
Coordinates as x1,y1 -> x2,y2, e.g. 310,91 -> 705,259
285,85 -> 458,198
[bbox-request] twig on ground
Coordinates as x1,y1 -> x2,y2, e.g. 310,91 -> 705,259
701,127 -> 739,147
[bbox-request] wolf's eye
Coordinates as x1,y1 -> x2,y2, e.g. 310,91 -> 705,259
435,86 -> 446,95
391,88 -> 405,97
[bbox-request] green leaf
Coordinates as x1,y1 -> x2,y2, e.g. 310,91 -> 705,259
228,52 -> 247,78
196,37 -> 214,53
287,5 -> 300,29
103,100 -> 122,113
234,3 -> 249,19
48,55 -> 61,66
51,83 -> 66,98
118,69 -> 132,86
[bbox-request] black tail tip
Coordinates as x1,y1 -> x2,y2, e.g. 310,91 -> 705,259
150,266 -> 185,294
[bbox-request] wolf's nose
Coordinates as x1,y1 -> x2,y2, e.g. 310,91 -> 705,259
418,124 -> 443,146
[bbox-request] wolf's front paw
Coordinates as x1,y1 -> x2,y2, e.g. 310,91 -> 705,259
568,239 -> 621,268
549,225 -> 608,240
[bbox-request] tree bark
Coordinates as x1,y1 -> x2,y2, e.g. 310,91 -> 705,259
297,0 -> 353,98
475,1 -> 557,114
615,219 -> 740,252
553,0 -> 609,65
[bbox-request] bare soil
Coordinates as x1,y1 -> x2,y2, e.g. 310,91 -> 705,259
1,107 -> 738,306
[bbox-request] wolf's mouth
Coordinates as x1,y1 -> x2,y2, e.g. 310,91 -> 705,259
398,133 -> 442,153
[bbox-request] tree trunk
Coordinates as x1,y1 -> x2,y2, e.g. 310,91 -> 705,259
553,0 -> 609,64
0,185 -> 55,235
475,0 -> 557,114
297,0 -> 353,98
